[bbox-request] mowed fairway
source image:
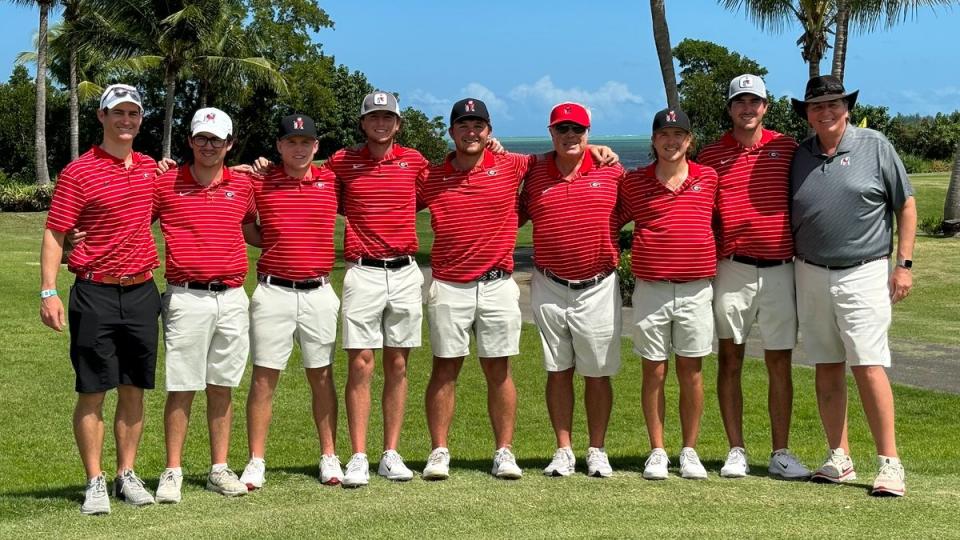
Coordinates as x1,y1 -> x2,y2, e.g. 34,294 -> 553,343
2,180 -> 959,538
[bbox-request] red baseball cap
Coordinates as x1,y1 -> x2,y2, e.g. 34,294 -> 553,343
549,102 -> 591,128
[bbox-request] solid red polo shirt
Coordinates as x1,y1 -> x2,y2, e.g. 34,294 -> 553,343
519,152 -> 624,280
697,129 -> 797,259
417,150 -> 533,283
154,165 -> 256,287
619,161 -> 719,282
46,145 -> 159,277
326,143 -> 428,261
254,165 -> 339,280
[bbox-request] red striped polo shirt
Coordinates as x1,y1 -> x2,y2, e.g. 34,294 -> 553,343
697,129 -> 796,259
253,165 -> 339,280
327,144 -> 428,261
519,152 -> 624,280
154,165 -> 256,287
417,150 -> 533,283
46,146 -> 159,277
619,161 -> 719,282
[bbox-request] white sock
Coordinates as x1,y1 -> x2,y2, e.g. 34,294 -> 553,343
879,455 -> 901,466
165,467 -> 183,476
211,463 -> 228,473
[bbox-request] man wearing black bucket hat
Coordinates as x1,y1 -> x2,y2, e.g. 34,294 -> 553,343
789,75 -> 916,497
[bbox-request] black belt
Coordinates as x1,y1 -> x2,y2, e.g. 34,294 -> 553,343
730,254 -> 794,268
168,281 -> 231,292
258,273 -> 328,289
356,255 -> 413,269
477,268 -> 510,282
799,256 -> 888,271
538,267 -> 613,290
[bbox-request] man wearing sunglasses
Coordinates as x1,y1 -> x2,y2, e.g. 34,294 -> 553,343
519,102 -> 624,479
41,84 -> 161,514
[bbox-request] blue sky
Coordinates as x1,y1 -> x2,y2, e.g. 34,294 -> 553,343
2,0 -> 957,136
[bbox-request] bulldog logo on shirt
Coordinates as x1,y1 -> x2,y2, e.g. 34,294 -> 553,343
590,182 -> 601,188
692,185 -> 701,192
399,162 -> 408,168
840,157 -> 851,166
225,191 -> 235,198
769,151 -> 780,158
487,169 -> 497,176
315,182 -> 326,189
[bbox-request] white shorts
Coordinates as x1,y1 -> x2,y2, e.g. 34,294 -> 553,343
426,276 -> 521,359
531,269 -> 621,377
249,282 -> 340,370
341,261 -> 423,349
713,258 -> 798,350
162,286 -> 249,392
795,258 -> 891,367
632,279 -> 714,361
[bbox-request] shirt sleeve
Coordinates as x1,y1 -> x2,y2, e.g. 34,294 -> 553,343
616,175 -> 634,229
45,167 -> 85,232
879,138 -> 914,211
415,166 -> 429,212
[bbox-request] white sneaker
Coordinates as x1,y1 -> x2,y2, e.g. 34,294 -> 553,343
319,454 -> 343,486
239,458 -> 265,491
643,448 -> 670,480
720,447 -> 749,478
422,447 -> 450,480
811,448 -> 857,484
492,447 -> 523,479
206,468 -> 247,497
80,473 -> 111,515
155,469 -> 183,503
342,453 -> 370,488
543,447 -> 575,477
679,447 -> 708,480
768,449 -> 811,480
586,447 -> 613,478
871,457 -> 905,497
378,450 -> 414,481
114,469 -> 155,505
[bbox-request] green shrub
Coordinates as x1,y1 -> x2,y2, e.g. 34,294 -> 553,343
617,250 -> 635,306
899,153 -> 953,174
0,182 -> 53,212
918,215 -> 945,236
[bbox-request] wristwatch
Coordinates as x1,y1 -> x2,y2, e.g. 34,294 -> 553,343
896,258 -> 913,270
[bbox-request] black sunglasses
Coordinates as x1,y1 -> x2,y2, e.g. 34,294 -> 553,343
553,124 -> 587,135
192,135 -> 227,148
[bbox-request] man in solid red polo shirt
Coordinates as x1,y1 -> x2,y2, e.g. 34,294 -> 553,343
41,84 -> 160,514
152,108 -> 256,503
697,74 -> 810,480
520,102 -> 624,478
238,114 -> 343,491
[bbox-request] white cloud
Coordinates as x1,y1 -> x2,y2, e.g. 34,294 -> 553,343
462,83 -> 512,120
405,89 -> 448,119
507,76 -> 644,120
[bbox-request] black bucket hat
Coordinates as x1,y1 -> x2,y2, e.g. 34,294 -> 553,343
791,75 -> 859,117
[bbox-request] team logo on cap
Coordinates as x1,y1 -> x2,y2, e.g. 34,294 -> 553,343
564,106 -> 572,114
465,100 -> 476,112
206,112 -> 216,121
666,110 -> 677,122
294,117 -> 304,130
739,76 -> 753,88
374,93 -> 388,105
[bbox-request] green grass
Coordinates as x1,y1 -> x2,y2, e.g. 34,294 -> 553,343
910,173 -> 948,223
1,194 -> 959,537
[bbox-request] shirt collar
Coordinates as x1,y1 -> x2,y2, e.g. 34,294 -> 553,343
92,145 -> 142,165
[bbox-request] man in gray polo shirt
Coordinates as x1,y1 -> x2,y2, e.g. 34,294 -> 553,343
790,75 -> 916,497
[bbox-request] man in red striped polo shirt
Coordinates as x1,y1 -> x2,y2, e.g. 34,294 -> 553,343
697,74 -> 810,480
152,108 -> 257,503
239,115 -> 344,491
325,92 -> 428,487
520,102 -> 624,479
41,84 -> 160,514
618,108 -> 718,481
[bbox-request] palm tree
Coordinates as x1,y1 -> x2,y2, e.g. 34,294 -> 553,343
719,0 -> 835,79
650,0 -> 679,109
10,0 -> 55,185
945,142 -> 960,235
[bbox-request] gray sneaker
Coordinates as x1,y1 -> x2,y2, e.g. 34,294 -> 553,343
206,468 -> 248,497
586,447 -> 613,478
113,469 -> 155,506
81,473 -> 111,515
155,468 -> 183,504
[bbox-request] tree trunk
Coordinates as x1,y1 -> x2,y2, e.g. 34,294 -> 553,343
831,2 -> 849,82
162,66 -> 177,159
808,53 -> 821,80
34,2 -> 51,185
650,0 -> 679,109
944,141 -> 960,236
69,47 -> 79,160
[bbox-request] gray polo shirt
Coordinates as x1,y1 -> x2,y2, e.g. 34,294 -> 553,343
790,125 -> 913,267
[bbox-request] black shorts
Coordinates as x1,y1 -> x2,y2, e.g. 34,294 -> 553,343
68,278 -> 161,393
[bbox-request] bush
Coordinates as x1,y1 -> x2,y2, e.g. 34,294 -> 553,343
617,250 -> 635,306
0,182 -> 54,212
899,153 -> 953,174
918,215 -> 945,236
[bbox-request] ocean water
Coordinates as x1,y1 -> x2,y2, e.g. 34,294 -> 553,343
499,136 -> 653,170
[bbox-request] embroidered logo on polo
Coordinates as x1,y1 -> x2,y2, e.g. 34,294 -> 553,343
352,164 -> 364,169
840,157 -> 851,166
314,182 -> 326,189
692,185 -> 702,192
225,191 -> 235,198
769,151 -> 780,158
487,169 -> 497,176
590,181 -> 601,188
399,162 -> 408,168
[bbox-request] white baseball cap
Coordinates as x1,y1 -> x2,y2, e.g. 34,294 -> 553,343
190,107 -> 233,139
99,84 -> 143,111
727,74 -> 767,102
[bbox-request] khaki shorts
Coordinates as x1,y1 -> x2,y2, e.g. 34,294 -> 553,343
341,262 -> 423,349
249,282 -> 339,370
795,258 -> 891,367
531,269 -> 621,377
426,276 -> 521,359
632,279 -> 714,361
713,258 -> 798,350
162,286 -> 249,391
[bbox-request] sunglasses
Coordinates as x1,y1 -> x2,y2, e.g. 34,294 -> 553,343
192,135 -> 228,148
105,86 -> 142,103
553,124 -> 587,135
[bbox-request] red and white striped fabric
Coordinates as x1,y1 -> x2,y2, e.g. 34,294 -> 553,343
619,161 -> 719,282
519,152 -> 624,280
327,144 -> 428,261
153,165 -> 256,287
253,165 -> 339,280
46,146 -> 159,276
417,150 -> 533,283
697,129 -> 797,259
